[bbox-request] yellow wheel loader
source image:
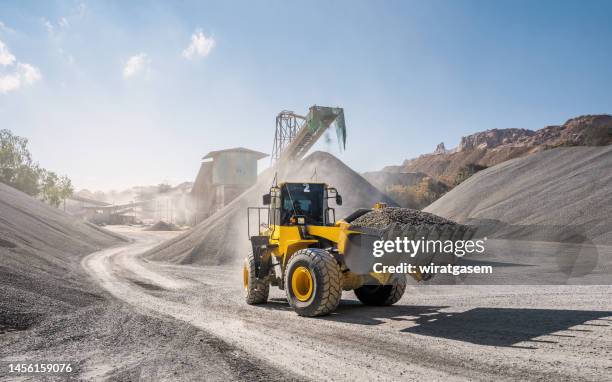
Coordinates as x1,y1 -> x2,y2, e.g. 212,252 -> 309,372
244,182 -> 411,317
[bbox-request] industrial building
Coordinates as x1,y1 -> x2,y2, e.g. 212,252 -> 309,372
81,201 -> 142,225
190,147 -> 267,223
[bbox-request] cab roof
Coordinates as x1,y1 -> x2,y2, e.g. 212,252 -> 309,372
277,181 -> 328,186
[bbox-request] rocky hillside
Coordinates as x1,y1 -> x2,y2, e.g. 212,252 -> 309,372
401,115 -> 611,182
370,114 -> 612,206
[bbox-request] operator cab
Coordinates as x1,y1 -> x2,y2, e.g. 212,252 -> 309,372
262,182 -> 342,227
281,183 -> 325,225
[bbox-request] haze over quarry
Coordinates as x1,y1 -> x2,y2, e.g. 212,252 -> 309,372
1,0 -> 612,190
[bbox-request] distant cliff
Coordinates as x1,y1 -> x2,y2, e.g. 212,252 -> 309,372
368,114 -> 612,208
399,115 -> 612,184
457,115 -> 612,152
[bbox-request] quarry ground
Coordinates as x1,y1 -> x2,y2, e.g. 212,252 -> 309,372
73,226 -> 612,381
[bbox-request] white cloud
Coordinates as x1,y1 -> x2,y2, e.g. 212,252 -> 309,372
182,30 -> 215,59
0,64 -> 41,93
0,21 -> 16,34
76,3 -> 87,18
42,18 -> 54,33
59,17 -> 70,29
43,15 -> 71,35
18,63 -> 42,84
0,72 -> 20,93
0,39 -> 16,66
123,53 -> 150,78
0,39 -> 42,94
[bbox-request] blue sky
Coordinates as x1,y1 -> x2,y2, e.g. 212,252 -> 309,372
1,0 -> 611,190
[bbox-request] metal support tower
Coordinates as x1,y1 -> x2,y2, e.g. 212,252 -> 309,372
271,110 -> 305,164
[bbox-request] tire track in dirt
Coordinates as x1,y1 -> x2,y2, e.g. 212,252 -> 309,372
82,232 -> 464,380
83,229 -> 612,381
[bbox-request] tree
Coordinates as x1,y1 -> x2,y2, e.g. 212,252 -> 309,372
12,164 -> 42,196
0,129 -> 39,195
37,169 -> 75,208
454,164 -> 488,186
58,175 -> 74,205
40,170 -> 61,207
0,129 -> 74,207
158,182 -> 172,194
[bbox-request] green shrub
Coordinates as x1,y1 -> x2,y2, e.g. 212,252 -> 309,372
454,163 -> 487,186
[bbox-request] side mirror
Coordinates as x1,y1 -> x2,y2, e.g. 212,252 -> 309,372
262,194 -> 271,205
335,194 -> 343,206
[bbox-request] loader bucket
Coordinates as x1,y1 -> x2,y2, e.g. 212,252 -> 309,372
343,223 -> 477,279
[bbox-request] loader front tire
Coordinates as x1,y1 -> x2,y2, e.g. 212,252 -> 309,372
285,248 -> 341,317
243,253 -> 269,304
354,274 -> 406,306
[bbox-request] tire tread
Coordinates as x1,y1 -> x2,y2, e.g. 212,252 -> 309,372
285,248 -> 341,316
245,252 -> 269,304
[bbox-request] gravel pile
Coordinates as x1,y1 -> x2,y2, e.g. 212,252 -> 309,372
352,207 -> 456,229
0,182 -> 126,330
426,146 -> 612,244
0,302 -> 297,381
145,221 -> 180,231
348,207 -> 473,273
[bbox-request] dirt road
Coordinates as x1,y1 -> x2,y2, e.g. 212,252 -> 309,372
83,228 -> 612,381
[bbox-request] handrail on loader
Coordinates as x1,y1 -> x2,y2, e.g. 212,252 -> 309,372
247,207 -> 269,239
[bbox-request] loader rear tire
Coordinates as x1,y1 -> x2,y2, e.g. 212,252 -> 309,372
354,274 -> 406,306
285,248 -> 341,317
244,253 -> 269,304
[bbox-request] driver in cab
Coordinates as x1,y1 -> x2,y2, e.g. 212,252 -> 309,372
290,200 -> 307,225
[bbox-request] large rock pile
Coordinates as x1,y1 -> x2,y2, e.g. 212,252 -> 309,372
426,146 -> 612,244
0,182 -> 126,329
351,207 -> 456,229
145,221 -> 180,231
350,207 -> 474,252
346,208 -> 474,275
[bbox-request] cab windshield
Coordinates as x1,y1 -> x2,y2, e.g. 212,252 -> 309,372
281,183 -> 325,225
